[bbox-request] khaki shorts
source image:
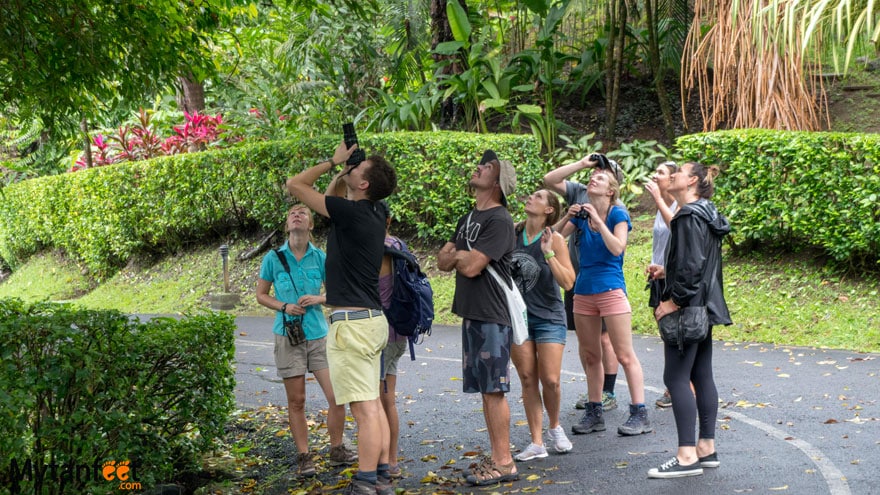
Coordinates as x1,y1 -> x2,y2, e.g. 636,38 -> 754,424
382,339 -> 408,377
274,334 -> 330,379
327,314 -> 388,404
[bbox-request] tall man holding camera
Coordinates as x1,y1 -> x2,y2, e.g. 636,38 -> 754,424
438,150 -> 519,486
287,139 -> 398,495
544,154 -> 626,416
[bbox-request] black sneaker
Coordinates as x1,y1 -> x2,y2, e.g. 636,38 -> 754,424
699,452 -> 720,468
618,404 -> 652,436
571,402 -> 605,434
647,457 -> 703,479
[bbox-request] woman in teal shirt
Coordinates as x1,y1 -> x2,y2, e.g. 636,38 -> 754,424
256,204 -> 356,477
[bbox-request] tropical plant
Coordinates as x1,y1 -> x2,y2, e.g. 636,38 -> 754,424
606,139 -> 666,206
507,0 -> 576,152
551,132 -> 603,165
433,0 -> 511,132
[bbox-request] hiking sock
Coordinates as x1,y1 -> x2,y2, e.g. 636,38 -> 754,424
354,471 -> 378,484
377,464 -> 390,480
603,374 -> 617,394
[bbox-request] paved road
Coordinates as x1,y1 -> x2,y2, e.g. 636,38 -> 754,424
233,317 -> 879,494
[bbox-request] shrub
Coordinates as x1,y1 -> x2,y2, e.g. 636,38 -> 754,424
0,300 -> 236,494
0,132 -> 542,276
676,129 -> 880,267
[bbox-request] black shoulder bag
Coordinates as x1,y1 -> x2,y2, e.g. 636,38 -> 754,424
657,305 -> 709,355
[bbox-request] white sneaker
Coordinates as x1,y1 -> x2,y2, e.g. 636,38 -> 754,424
514,443 -> 548,461
546,425 -> 573,453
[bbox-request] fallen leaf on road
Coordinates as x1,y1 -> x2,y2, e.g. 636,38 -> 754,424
526,474 -> 541,481
769,485 -> 789,491
824,418 -> 839,424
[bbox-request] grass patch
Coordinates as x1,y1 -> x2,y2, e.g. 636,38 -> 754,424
0,251 -> 91,301
1,213 -> 877,352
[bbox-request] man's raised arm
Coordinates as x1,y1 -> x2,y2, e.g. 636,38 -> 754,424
542,155 -> 597,195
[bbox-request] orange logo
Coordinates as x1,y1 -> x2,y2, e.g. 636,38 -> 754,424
102,460 -> 139,490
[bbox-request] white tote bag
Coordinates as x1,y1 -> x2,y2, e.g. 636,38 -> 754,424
485,264 -> 529,346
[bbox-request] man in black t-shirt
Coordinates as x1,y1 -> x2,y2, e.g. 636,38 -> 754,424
438,149 -> 519,486
287,140 -> 398,495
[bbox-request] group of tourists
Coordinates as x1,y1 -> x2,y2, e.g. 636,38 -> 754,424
256,139 -> 732,494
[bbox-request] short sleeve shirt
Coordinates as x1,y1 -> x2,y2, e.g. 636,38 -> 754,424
324,196 -> 386,309
259,241 -> 328,339
449,206 -> 515,325
570,205 -> 632,295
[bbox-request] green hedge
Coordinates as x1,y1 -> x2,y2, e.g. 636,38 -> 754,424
676,129 -> 880,265
0,300 -> 236,494
0,132 -> 542,276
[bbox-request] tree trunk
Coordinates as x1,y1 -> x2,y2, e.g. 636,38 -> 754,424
177,74 -> 206,151
645,0 -> 675,142
80,118 -> 92,169
605,1 -> 626,138
431,0 -> 466,127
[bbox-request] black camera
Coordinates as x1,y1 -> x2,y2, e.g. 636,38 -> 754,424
589,153 -> 601,162
283,316 -> 306,346
342,123 -> 366,166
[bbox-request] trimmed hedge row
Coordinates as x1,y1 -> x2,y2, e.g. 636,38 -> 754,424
0,300 -> 236,493
0,132 -> 543,276
677,129 -> 880,264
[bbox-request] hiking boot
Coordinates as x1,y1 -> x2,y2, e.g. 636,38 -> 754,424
601,391 -> 618,411
571,402 -> 605,434
343,478 -> 377,495
656,390 -> 673,408
546,425 -> 573,453
699,452 -> 720,468
574,393 -> 588,409
618,404 -> 653,436
647,457 -> 703,479
387,464 -> 403,478
514,443 -> 548,461
329,443 -> 358,466
296,451 -> 316,477
376,475 -> 394,495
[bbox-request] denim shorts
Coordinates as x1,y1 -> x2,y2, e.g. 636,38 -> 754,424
525,315 -> 567,345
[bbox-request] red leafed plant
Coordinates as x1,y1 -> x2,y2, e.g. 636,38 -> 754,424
72,109 -> 229,172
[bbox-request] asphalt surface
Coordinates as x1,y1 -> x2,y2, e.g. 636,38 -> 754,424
233,317 -> 879,495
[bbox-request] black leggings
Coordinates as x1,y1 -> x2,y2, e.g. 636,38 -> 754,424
663,327 -> 718,447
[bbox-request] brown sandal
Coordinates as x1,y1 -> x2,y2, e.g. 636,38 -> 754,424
465,457 -> 519,486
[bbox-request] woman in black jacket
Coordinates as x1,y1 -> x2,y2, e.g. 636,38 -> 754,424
647,162 -> 732,479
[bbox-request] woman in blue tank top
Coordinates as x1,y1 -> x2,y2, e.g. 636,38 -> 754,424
510,189 -> 577,461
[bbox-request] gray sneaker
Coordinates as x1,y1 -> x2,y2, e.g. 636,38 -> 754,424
329,443 -> 358,466
601,391 -> 618,411
575,393 -> 588,409
656,390 -> 673,408
618,404 -> 653,436
296,451 -> 316,477
571,402 -> 605,434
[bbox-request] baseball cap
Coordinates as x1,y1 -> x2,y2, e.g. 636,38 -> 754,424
480,149 -> 516,207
